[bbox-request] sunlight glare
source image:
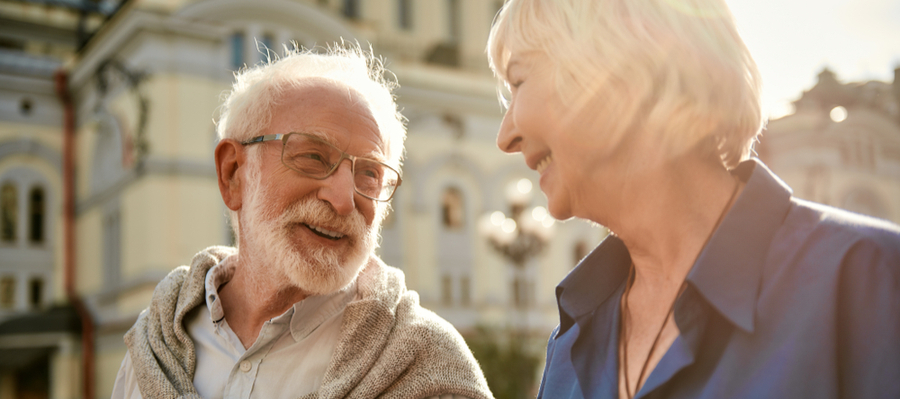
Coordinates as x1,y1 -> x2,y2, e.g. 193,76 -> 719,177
830,106 -> 848,122
501,218 -> 517,233
490,211 -> 506,226
532,206 -> 548,221
517,178 -> 533,194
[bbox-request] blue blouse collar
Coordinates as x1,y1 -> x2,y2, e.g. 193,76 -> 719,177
555,159 -> 794,336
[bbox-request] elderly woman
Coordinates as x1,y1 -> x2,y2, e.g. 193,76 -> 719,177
487,0 -> 900,398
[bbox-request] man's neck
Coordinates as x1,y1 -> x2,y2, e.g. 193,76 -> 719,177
217,255 -> 309,350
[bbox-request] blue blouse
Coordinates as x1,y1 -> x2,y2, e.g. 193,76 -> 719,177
538,159 -> 900,398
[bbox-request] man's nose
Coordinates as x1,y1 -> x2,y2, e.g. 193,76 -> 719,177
496,109 -> 522,153
317,160 -> 356,216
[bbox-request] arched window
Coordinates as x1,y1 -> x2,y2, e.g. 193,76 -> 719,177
230,32 -> 245,70
1,183 -> 16,243
397,0 -> 412,30
29,187 -> 44,244
0,276 -> 14,308
447,0 -> 460,43
441,187 -> 465,229
343,0 -> 359,19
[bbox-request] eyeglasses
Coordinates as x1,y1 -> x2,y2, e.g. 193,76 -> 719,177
241,132 -> 402,201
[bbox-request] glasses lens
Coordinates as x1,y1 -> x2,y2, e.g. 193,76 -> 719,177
282,134 -> 339,178
282,133 -> 399,201
354,159 -> 400,201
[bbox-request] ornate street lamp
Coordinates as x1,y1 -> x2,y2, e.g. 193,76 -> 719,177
479,178 -> 556,268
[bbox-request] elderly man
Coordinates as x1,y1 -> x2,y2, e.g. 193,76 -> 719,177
111,47 -> 492,399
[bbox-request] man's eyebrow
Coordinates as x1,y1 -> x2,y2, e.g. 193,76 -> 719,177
296,130 -> 331,142
296,130 -> 388,161
363,145 -> 388,163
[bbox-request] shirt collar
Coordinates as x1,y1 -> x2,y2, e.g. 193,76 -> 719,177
554,159 -> 793,336
287,279 -> 357,342
686,159 -> 793,333
205,255 -> 237,323
203,256 -> 358,341
555,235 -> 631,337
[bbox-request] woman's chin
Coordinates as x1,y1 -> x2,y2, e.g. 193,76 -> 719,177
544,195 -> 574,221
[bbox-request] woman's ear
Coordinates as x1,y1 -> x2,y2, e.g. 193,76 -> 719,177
215,139 -> 245,211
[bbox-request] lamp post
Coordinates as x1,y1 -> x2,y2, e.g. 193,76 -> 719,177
479,179 -> 555,308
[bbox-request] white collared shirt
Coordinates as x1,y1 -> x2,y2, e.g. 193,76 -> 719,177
112,256 -> 357,398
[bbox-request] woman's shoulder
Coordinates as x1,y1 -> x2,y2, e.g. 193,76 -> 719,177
770,197 -> 900,280
786,197 -> 900,251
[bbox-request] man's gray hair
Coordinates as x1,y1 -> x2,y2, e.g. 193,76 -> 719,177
217,42 -> 406,169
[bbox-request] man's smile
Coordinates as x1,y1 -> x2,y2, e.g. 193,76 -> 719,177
302,223 -> 346,240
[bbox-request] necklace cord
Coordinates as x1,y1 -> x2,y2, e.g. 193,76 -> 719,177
620,177 -> 741,398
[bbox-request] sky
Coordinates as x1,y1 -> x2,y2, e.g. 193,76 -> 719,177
724,0 -> 900,119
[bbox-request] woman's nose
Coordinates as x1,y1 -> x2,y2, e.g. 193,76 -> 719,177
496,109 -> 522,154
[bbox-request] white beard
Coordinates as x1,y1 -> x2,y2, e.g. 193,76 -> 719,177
240,177 -> 379,296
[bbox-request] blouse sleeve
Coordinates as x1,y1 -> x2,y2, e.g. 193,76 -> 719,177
835,235 -> 900,397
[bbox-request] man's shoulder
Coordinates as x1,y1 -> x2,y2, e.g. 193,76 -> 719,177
357,259 -> 464,340
328,257 -> 492,398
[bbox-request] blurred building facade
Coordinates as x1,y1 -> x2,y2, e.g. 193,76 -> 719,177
0,0 -> 606,397
759,67 -> 900,225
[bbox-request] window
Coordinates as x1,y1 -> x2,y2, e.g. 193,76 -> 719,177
261,33 -> 275,58
343,0 -> 360,19
0,276 -> 14,308
29,278 -> 42,308
230,32 -> 245,70
512,276 -> 532,308
397,0 -> 412,30
447,0 -> 460,43
103,208 -> 122,286
460,276 -> 470,307
29,187 -> 44,244
441,187 -> 465,229
20,98 -> 33,116
441,274 -> 452,306
1,183 -> 16,243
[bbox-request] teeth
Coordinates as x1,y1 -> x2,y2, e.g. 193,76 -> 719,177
308,224 -> 344,239
536,155 -> 552,174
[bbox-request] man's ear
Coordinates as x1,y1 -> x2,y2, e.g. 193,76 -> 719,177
215,139 -> 246,211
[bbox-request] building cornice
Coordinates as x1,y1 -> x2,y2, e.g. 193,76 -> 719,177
70,9 -> 230,89
176,0 -> 358,42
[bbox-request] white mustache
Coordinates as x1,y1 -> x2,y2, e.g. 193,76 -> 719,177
274,195 -> 367,243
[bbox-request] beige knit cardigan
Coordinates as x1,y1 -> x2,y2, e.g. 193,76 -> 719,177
124,246 -> 493,399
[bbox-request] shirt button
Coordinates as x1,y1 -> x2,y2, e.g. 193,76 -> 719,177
240,361 -> 251,372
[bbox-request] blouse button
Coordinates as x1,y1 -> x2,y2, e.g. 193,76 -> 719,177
240,360 -> 251,372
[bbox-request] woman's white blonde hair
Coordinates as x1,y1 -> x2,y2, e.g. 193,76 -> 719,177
487,0 -> 763,168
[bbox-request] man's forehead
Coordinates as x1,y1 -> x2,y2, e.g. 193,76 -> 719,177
272,78 -> 388,159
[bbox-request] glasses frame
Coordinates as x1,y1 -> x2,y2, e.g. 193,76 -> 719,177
241,132 -> 402,201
